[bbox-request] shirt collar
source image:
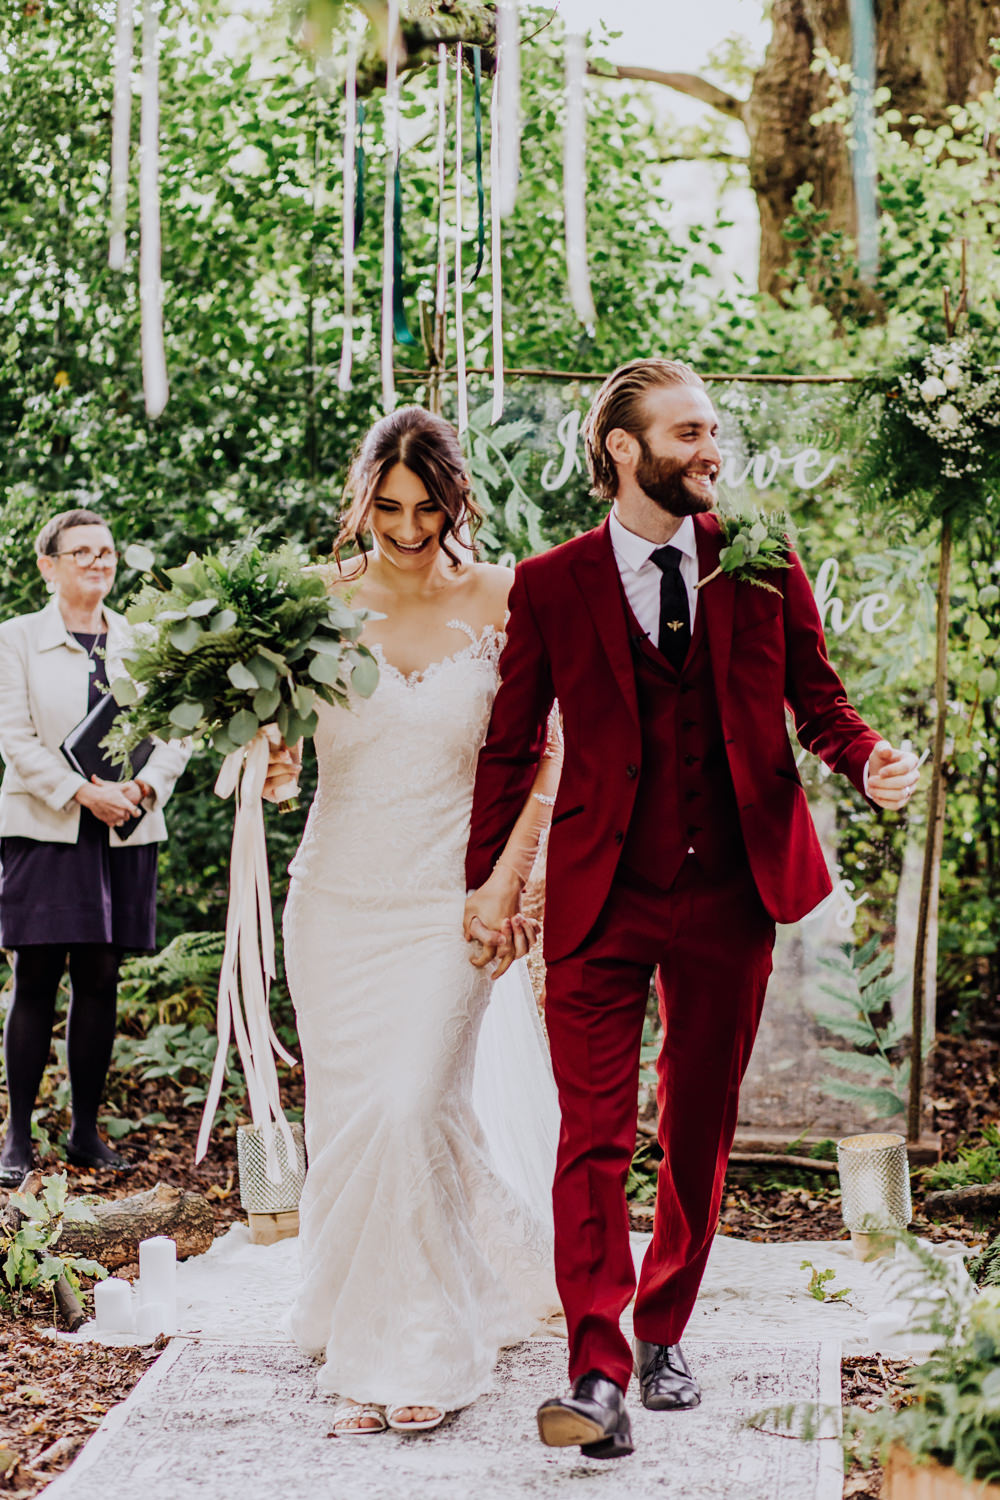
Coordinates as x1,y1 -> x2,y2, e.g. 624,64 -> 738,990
609,509 -> 697,573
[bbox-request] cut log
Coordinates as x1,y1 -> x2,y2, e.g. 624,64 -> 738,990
923,1181 -> 1000,1221
60,1181 -> 214,1270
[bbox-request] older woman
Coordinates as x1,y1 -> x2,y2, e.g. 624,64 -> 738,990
0,508 -> 189,1187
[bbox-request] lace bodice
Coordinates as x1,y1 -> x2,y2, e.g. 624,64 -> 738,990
288,620 -> 505,904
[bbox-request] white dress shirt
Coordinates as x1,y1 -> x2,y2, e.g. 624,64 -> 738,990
608,509 -> 699,643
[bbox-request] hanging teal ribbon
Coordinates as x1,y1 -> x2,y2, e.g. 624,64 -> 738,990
393,158 -> 419,346
467,46 -> 486,285
354,101 -> 366,246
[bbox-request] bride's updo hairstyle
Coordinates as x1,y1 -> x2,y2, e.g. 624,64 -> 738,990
334,406 -> 483,571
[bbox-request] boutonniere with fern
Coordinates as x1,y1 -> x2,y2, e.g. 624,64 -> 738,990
695,508 -> 796,595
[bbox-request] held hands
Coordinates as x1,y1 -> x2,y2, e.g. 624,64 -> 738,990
262,727 -> 302,805
866,740 -> 921,811
463,863 -> 540,980
75,774 -> 141,828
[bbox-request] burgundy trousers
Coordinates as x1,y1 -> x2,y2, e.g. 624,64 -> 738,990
544,855 -> 776,1391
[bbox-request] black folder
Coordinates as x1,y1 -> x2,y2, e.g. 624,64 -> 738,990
60,693 -> 154,843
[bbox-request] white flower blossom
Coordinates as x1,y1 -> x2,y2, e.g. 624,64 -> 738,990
941,365 -> 963,391
919,376 -> 948,402
937,403 -> 962,431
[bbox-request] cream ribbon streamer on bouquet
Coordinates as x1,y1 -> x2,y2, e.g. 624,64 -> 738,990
196,731 -> 297,1183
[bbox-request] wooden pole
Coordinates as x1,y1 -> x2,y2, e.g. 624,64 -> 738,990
907,516 -> 952,1141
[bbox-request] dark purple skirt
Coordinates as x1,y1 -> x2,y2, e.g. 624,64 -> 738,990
0,810 -> 158,951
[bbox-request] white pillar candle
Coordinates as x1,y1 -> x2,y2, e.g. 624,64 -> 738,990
94,1277 -> 134,1334
138,1236 -> 176,1318
135,1299 -> 167,1340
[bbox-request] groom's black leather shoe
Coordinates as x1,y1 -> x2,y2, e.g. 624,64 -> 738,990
537,1372 -> 634,1459
633,1339 -> 701,1410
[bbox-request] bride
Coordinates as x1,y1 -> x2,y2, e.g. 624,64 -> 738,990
266,406 -> 562,1435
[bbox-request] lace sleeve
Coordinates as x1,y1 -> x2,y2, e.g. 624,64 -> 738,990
492,706 -> 563,886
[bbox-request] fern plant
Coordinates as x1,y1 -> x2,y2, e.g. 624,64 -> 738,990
813,935 -> 910,1120
923,1124 -> 1000,1191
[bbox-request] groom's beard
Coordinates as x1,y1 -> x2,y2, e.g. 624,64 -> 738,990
635,438 -> 716,517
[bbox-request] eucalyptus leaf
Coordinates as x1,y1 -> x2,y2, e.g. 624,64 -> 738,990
252,685 -> 282,719
351,653 -> 379,698
247,654 -> 278,689
186,597 -> 219,617
168,700 -> 205,730
210,609 -> 239,633
109,676 -> 140,706
170,618 -> 203,653
307,653 -> 341,685
125,600 -> 158,625
124,542 -> 155,573
227,709 -> 259,746
227,661 -> 260,691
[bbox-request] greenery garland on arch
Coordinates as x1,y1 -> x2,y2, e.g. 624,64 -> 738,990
849,334 -> 1000,1143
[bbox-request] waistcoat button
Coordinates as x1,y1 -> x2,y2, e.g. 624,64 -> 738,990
614,830 -> 624,844
626,763 -> 638,779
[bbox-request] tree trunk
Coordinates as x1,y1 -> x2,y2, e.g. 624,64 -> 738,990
60,1182 -> 214,1271
748,0 -> 1000,294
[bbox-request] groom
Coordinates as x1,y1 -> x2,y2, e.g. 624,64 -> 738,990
464,359 -> 918,1460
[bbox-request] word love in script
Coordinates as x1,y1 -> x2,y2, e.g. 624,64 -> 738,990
539,411 -> 839,494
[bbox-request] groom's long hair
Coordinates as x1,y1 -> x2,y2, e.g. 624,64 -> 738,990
333,406 -> 484,573
584,359 -> 704,500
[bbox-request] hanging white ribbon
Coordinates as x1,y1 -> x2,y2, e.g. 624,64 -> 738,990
563,33 -> 596,327
454,44 -> 468,434
196,732 -> 298,1182
109,0 -> 134,270
139,0 -> 168,418
847,0 -> 879,283
489,69 -> 505,424
337,36 -> 359,393
495,0 -> 520,219
434,44 -> 448,347
380,0 -> 401,413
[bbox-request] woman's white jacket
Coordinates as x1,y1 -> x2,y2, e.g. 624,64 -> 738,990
0,599 -> 190,846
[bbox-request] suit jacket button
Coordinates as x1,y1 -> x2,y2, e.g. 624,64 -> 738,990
614,830 -> 624,844
626,763 -> 638,779
683,754 -> 697,766
682,719 -> 696,730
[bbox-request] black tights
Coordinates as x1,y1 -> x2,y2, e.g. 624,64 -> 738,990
2,943 -> 121,1167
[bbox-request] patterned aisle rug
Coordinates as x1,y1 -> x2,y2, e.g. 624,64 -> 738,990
43,1336 -> 842,1500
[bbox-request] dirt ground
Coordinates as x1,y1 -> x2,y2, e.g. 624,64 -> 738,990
1,1017 -> 997,1498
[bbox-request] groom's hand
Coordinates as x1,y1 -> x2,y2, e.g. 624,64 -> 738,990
866,739 -> 920,810
465,866 -> 539,979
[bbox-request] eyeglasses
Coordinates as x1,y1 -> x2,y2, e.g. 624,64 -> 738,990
52,547 -> 118,567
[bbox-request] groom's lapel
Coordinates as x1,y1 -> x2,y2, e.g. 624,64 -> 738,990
696,513 -> 735,704
569,519 -> 639,726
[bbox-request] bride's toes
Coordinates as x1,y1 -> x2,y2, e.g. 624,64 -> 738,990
386,1402 -> 446,1432
331,1400 -> 387,1436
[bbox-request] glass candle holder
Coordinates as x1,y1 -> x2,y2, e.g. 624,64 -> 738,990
237,1122 -> 306,1214
838,1132 -> 912,1248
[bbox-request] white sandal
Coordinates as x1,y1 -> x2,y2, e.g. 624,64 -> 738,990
330,1401 -> 387,1436
386,1403 -> 446,1432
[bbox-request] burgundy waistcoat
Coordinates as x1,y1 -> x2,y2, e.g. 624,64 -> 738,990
619,599 -> 746,890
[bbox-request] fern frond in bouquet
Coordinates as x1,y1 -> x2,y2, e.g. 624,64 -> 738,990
104,538 -> 378,766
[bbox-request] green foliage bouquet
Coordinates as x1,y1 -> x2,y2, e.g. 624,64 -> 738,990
696,507 -> 795,595
854,337 -> 1000,526
105,538 -> 378,764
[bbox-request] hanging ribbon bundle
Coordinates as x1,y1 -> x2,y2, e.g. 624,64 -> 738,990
467,47 -> 486,286
563,32 -> 596,327
495,0 -> 521,219
195,733 -> 298,1182
454,43 -> 469,433
848,0 -> 879,283
380,0 -> 402,412
139,0 -> 168,417
489,66 -> 505,424
108,0 -> 134,270
337,36 -> 359,393
392,162 -> 420,347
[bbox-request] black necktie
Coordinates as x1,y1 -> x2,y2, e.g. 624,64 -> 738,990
650,545 -> 690,670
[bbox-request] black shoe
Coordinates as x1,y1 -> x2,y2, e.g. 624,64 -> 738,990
633,1339 -> 701,1410
0,1159 -> 34,1190
65,1145 -> 139,1175
537,1372 -> 634,1460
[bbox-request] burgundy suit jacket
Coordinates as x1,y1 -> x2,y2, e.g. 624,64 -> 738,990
466,513 -> 882,961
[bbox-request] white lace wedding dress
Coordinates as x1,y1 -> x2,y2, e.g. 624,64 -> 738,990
283,620 -> 561,1410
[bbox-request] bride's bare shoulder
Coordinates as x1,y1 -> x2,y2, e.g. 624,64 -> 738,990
466,560 -> 515,607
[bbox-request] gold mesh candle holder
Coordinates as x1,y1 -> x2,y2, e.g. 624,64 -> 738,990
237,1122 -> 306,1215
837,1132 -> 912,1261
